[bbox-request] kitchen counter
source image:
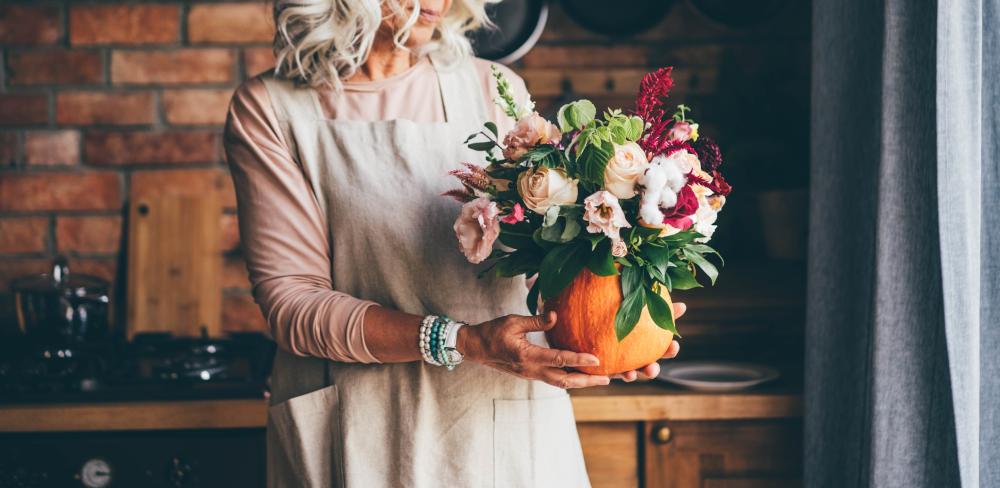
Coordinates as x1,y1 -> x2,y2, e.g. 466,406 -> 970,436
0,382 -> 801,433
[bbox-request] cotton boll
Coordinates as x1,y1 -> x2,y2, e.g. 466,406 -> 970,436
638,163 -> 668,225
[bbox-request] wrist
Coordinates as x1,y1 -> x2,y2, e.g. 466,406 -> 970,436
457,324 -> 485,362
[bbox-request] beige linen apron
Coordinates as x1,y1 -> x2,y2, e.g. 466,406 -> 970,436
260,57 -> 591,488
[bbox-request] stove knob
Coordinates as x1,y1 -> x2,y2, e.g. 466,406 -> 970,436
78,458 -> 112,488
166,457 -> 194,487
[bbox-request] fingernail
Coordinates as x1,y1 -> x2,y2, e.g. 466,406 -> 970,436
585,355 -> 600,366
600,377 -> 610,385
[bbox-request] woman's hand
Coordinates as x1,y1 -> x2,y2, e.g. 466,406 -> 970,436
459,311 -> 612,389
612,302 -> 686,382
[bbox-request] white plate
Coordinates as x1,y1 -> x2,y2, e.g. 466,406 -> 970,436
656,361 -> 780,392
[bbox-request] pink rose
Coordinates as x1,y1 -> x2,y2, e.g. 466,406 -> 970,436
668,121 -> 699,143
453,197 -> 500,264
583,191 -> 631,240
611,239 -> 628,257
502,112 -> 562,161
500,203 -> 525,224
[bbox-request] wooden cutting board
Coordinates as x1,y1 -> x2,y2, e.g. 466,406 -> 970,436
126,193 -> 222,339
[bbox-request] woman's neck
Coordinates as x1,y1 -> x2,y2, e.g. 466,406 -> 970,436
350,40 -> 414,83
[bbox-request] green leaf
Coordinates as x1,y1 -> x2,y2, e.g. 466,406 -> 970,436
539,205 -> 583,244
667,265 -> 701,290
586,238 -> 617,276
584,233 -> 606,250
558,99 -> 597,132
641,244 -> 673,268
685,243 -> 725,265
526,276 -> 541,315
576,141 -> 613,185
644,287 -> 678,335
683,249 -> 719,285
468,141 -> 496,152
621,265 -> 642,298
498,221 -> 536,249
626,116 -> 644,141
493,249 -> 542,277
538,241 -> 589,300
614,287 -> 645,341
484,121 -> 498,137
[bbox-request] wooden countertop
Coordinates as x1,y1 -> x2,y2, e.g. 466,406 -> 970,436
0,383 -> 801,433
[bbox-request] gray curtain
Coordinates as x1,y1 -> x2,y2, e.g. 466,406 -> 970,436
806,0 -> 998,486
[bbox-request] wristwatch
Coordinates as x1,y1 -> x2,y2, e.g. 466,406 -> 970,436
442,321 -> 467,368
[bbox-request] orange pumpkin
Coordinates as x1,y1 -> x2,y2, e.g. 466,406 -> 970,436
544,268 -> 674,376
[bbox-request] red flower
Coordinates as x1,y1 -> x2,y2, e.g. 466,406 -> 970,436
635,67 -> 675,123
661,184 -> 699,229
707,171 -> 732,196
500,203 -> 525,224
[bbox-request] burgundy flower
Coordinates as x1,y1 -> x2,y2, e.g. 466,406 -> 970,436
635,67 -> 675,123
662,184 -> 699,225
707,170 -> 732,196
693,137 -> 723,171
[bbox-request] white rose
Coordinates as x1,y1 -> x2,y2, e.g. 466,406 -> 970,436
516,166 -> 579,215
603,142 -> 649,199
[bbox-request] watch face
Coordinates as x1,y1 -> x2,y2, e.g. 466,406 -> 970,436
445,349 -> 464,364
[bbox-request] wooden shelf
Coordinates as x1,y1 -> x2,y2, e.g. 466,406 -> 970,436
570,382 -> 801,422
0,382 -> 801,433
0,399 -> 266,433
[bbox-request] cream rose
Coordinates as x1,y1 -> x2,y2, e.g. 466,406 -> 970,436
502,112 -> 562,161
603,142 -> 649,199
516,166 -> 579,214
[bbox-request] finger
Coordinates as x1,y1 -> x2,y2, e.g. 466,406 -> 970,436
540,368 -> 610,389
523,345 -> 599,368
661,340 -> 680,359
518,311 -> 558,332
618,370 -> 638,382
638,362 -> 660,379
672,302 -> 687,319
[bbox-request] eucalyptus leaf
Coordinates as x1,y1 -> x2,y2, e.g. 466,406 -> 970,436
558,99 -> 597,132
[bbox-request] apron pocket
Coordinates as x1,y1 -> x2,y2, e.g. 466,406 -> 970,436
268,384 -> 344,488
493,394 -> 590,488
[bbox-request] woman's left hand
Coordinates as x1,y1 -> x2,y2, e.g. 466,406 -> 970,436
612,302 -> 686,382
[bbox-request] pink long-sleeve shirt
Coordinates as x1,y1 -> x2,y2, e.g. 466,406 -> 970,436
224,57 -> 526,362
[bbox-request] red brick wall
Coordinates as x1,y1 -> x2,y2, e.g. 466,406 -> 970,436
0,1 -> 809,335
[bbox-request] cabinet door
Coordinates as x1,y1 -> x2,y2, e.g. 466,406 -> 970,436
577,422 -> 641,488
644,420 -> 802,488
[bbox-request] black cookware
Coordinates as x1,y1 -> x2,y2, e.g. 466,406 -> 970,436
11,257 -> 111,344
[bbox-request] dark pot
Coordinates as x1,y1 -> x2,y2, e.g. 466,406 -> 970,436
12,257 -> 111,344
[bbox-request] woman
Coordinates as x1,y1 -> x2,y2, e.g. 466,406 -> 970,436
224,1 -> 684,486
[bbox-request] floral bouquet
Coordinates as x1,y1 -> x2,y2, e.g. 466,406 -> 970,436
447,67 -> 731,375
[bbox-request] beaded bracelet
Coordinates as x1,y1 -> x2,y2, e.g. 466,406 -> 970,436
419,315 -> 466,370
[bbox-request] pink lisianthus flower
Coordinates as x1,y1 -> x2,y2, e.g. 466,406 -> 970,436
668,121 -> 699,143
502,112 -> 562,161
500,203 -> 525,224
453,197 -> 500,264
583,191 -> 631,240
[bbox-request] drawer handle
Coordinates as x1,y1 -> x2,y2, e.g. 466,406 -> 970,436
653,425 -> 672,444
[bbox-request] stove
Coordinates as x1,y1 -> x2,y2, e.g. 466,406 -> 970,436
0,332 -> 275,488
0,332 -> 274,404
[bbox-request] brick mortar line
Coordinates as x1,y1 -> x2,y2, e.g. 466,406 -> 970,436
0,210 -> 123,218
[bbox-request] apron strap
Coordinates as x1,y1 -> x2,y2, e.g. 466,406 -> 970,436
429,54 -> 489,128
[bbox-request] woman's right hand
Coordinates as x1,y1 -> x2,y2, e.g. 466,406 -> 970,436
458,311 -> 611,389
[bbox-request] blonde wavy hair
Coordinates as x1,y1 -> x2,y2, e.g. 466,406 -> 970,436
273,0 -> 491,89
